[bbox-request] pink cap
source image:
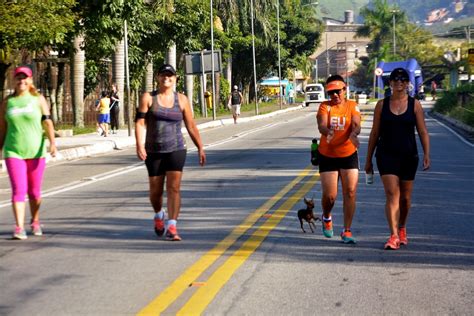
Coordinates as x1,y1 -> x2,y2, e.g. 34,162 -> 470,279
14,66 -> 33,77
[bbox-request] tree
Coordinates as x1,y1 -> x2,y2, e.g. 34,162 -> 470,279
357,0 -> 407,61
0,0 -> 75,96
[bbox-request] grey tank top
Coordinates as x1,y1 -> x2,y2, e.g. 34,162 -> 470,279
145,92 -> 186,153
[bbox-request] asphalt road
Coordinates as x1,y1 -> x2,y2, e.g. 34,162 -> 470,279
0,104 -> 473,315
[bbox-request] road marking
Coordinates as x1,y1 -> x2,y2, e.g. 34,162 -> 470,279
137,166 -> 316,315
177,172 -> 320,315
427,113 -> 474,148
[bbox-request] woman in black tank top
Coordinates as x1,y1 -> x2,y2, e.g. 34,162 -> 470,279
365,68 -> 431,250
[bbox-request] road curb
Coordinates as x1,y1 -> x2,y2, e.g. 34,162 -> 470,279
430,111 -> 474,134
0,105 -> 305,172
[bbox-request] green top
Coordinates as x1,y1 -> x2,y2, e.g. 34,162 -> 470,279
3,93 -> 46,159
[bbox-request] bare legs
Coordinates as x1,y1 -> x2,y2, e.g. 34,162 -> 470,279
320,169 -> 358,229
381,175 -> 414,236
148,171 -> 183,220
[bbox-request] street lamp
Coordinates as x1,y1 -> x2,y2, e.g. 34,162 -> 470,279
276,0 -> 282,109
210,0 -> 217,120
251,0 -> 258,115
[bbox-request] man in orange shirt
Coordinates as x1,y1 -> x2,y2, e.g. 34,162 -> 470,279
316,75 -> 361,244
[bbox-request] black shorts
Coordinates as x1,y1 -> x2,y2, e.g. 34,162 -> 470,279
318,151 -> 359,173
145,149 -> 187,177
376,152 -> 419,181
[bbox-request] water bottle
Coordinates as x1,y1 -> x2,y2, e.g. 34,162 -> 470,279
311,138 -> 319,166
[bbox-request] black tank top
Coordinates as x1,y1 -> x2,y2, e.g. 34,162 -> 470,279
231,91 -> 241,105
376,96 -> 418,157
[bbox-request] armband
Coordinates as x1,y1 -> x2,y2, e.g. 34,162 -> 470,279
41,115 -> 51,121
135,111 -> 147,121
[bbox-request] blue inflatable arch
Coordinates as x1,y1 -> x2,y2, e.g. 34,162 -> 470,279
375,58 -> 423,98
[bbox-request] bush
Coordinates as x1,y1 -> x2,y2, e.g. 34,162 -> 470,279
434,83 -> 474,127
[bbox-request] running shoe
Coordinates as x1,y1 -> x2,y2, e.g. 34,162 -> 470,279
384,235 -> 400,250
13,226 -> 27,240
154,217 -> 165,237
340,230 -> 357,244
165,225 -> 182,241
398,227 -> 408,245
322,217 -> 333,238
30,221 -> 43,236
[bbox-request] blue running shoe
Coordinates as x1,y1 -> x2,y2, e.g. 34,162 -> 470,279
340,230 -> 356,244
322,218 -> 333,238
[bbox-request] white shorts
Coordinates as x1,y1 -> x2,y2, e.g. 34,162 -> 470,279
232,104 -> 241,115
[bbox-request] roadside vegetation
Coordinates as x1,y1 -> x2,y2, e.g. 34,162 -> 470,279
434,85 -> 474,127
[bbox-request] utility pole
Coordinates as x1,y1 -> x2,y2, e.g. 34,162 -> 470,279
276,0 -> 282,109
391,10 -> 399,56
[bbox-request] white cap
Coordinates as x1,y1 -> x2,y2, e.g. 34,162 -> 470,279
233,85 -> 238,90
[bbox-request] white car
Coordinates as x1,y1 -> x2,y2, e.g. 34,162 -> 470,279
304,83 -> 325,107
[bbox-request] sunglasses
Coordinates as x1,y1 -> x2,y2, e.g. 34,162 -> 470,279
391,76 -> 409,82
327,89 -> 343,95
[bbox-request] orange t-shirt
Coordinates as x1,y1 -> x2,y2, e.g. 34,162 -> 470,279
317,99 -> 360,158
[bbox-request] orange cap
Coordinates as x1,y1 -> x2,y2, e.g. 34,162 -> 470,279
325,80 -> 345,91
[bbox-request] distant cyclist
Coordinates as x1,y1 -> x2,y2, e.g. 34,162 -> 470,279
228,85 -> 243,124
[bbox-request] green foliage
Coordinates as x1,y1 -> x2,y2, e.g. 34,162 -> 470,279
220,77 -> 230,107
0,0 -> 76,53
434,84 -> 474,127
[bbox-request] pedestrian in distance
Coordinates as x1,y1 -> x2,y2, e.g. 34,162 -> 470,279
430,81 -> 437,101
0,65 -> 57,240
316,75 -> 361,244
135,64 -> 206,241
96,91 -> 110,137
288,87 -> 295,104
228,85 -> 243,124
365,67 -> 431,250
109,83 -> 120,134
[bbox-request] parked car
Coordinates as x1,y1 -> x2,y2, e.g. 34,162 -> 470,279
304,83 -> 325,107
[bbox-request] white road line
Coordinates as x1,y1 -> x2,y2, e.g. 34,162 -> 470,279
427,114 -> 474,148
0,115 -> 311,210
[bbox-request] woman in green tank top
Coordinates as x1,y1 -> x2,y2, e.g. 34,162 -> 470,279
0,66 -> 57,240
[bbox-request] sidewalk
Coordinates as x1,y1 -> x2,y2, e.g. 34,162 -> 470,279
0,103 -> 307,173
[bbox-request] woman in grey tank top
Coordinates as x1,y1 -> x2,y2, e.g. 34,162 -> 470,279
135,64 -> 206,241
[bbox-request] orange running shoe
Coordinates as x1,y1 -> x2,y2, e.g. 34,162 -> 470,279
154,217 -> 165,237
384,235 -> 400,250
166,225 -> 182,241
398,227 -> 408,245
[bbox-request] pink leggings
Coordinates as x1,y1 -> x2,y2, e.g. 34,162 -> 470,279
5,157 -> 46,203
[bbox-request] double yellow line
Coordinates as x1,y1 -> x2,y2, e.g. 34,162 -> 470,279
138,165 -> 319,315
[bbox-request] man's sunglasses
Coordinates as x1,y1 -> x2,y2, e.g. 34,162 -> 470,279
327,89 -> 343,95
391,76 -> 409,82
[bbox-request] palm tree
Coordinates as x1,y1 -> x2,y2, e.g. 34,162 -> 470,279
71,35 -> 85,127
356,0 -> 407,60
113,38 -> 125,127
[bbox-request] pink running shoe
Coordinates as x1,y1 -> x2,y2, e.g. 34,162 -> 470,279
31,221 -> 43,236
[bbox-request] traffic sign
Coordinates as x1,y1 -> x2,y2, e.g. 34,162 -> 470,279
468,48 -> 474,66
374,67 -> 383,76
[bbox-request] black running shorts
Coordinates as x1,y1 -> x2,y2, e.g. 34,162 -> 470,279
145,149 -> 187,176
318,151 -> 359,173
376,152 -> 419,181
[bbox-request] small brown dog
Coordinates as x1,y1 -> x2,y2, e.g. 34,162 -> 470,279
298,197 -> 321,233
